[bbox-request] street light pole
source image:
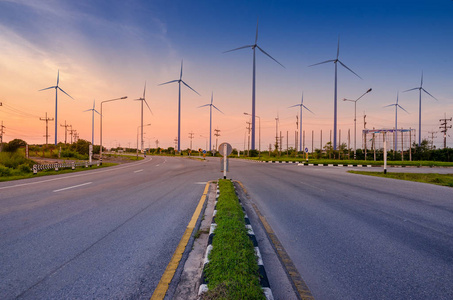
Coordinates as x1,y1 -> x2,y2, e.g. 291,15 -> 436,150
244,112 -> 261,156
100,96 -> 127,164
343,88 -> 372,159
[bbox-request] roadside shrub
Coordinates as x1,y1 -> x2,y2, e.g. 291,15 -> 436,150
18,163 -> 31,173
0,165 -> 12,176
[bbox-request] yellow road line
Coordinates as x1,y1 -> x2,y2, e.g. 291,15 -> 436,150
151,182 -> 210,300
235,180 -> 314,300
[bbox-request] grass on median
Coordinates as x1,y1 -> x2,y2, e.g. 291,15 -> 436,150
202,179 -> 265,300
348,171 -> 453,188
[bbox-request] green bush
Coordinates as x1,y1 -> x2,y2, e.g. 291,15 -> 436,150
0,165 -> 12,176
18,163 -> 32,173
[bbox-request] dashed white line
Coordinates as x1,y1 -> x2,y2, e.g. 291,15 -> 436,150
134,169 -> 144,173
53,182 -> 92,193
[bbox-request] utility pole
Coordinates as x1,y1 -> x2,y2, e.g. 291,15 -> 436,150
0,120 -> 5,152
295,115 -> 299,152
155,139 -> 159,149
174,137 -> 178,153
439,114 -> 452,149
286,130 -> 289,155
428,131 -> 437,150
60,120 -> 70,144
214,128 -> 221,150
320,129 -> 323,151
279,131 -> 283,154
363,112 -> 367,160
246,121 -> 251,156
188,131 -> 194,151
311,130 -> 314,153
275,116 -> 279,152
40,112 -> 54,145
68,127 -> 75,144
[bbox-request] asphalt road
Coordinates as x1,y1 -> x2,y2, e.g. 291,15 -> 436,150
227,160 -> 453,300
0,156 -> 218,299
1,156 -> 452,299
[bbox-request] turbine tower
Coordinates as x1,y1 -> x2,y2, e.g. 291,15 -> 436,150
135,83 -> 153,152
384,92 -> 408,153
288,92 -> 314,152
39,70 -> 73,145
224,18 -> 284,151
198,92 -> 224,152
309,36 -> 361,150
403,71 -> 437,146
159,60 -> 199,152
83,100 -> 101,145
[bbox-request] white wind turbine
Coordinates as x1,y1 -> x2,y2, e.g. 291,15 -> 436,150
159,60 -> 200,152
224,18 -> 284,151
309,36 -> 361,150
384,92 -> 408,153
403,71 -> 437,146
39,70 -> 73,145
198,92 -> 224,152
83,100 -> 101,145
135,83 -> 153,152
288,92 -> 314,152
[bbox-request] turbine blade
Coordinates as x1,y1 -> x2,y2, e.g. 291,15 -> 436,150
143,82 -> 146,99
288,104 -> 301,108
212,105 -> 224,114
57,70 -> 60,86
402,87 -> 419,93
421,71 -> 424,87
83,109 -> 91,112
39,86 -> 56,91
144,100 -> 153,115
383,104 -> 395,108
338,60 -> 362,79
398,105 -> 409,114
422,88 -> 438,101
223,45 -> 253,53
302,104 -> 315,114
158,79 -> 179,86
255,18 -> 259,44
337,36 -> 340,59
182,81 -> 200,96
58,87 -> 74,99
211,91 -> 214,105
94,109 -> 101,115
308,59 -> 335,67
180,60 -> 183,80
256,45 -> 285,68
197,104 -> 211,108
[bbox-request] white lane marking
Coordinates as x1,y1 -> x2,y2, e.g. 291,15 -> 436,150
53,182 -> 92,193
195,182 -> 207,185
134,169 -> 143,173
300,181 -> 325,192
0,158 -> 152,191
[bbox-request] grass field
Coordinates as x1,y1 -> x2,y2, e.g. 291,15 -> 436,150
348,171 -> 453,188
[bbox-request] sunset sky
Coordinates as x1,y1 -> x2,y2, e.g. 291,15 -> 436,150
1,0 -> 452,151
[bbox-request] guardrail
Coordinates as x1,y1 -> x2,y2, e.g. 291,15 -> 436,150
32,160 -> 100,174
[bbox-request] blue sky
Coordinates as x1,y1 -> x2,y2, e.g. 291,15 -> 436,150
0,0 -> 452,150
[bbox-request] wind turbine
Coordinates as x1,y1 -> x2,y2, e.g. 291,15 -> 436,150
224,18 -> 284,151
159,60 -> 200,152
83,100 -> 101,145
135,83 -> 153,152
39,70 -> 73,145
309,36 -> 361,150
403,71 -> 437,146
288,92 -> 314,152
384,92 -> 408,153
198,92 -> 224,152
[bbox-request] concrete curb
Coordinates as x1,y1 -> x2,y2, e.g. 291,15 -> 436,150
198,181 -> 274,300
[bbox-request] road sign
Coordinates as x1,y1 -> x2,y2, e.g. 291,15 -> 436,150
218,142 -> 233,157
304,147 -> 309,153
202,150 -> 206,154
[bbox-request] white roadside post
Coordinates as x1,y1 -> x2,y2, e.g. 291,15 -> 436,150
219,142 -> 233,179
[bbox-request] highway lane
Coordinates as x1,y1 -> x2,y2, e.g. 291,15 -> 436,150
227,160 -> 453,300
0,156 -> 219,299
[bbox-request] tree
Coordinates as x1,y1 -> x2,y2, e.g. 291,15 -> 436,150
3,139 -> 27,152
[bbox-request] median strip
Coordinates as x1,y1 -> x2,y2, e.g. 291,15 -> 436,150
199,179 -> 272,300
